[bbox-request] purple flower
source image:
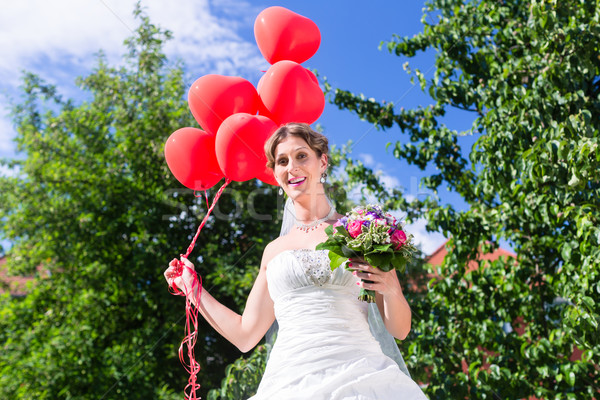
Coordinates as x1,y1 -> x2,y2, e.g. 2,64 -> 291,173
366,211 -> 380,219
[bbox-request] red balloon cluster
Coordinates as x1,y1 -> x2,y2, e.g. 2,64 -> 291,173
165,6 -> 323,190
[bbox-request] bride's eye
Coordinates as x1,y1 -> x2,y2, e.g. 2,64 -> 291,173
277,157 -> 288,165
297,153 -> 307,160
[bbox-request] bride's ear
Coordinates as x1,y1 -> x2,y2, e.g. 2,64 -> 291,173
320,153 -> 328,172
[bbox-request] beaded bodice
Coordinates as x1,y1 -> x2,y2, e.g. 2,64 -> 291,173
293,249 -> 332,286
266,248 -> 361,302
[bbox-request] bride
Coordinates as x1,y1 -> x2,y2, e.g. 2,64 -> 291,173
164,123 -> 427,399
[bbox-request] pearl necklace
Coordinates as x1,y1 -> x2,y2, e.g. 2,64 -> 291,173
294,207 -> 336,232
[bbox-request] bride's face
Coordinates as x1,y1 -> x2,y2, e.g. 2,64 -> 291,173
274,135 -> 328,199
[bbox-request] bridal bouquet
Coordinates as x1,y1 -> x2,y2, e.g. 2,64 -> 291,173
316,204 -> 416,302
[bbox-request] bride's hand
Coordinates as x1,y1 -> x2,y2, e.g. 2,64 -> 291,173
164,257 -> 198,293
347,258 -> 403,298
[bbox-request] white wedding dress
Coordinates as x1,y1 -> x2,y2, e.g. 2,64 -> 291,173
248,249 -> 427,400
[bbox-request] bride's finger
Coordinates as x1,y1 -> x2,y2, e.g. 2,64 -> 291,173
358,280 -> 380,290
347,259 -> 371,270
354,270 -> 382,282
181,257 -> 195,269
351,264 -> 380,276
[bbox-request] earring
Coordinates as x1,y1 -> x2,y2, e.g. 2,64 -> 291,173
279,186 -> 284,195
320,172 -> 327,184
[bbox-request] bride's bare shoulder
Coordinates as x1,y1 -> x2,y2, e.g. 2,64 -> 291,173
332,211 -> 345,220
262,235 -> 294,268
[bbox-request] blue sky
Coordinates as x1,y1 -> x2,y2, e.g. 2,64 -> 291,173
0,0 -> 482,254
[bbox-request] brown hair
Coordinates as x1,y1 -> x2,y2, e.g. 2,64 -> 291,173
264,123 -> 329,170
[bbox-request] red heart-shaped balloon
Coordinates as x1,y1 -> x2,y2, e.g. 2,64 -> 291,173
164,127 -> 223,191
256,163 -> 279,186
254,6 -> 321,64
258,60 -> 325,125
188,75 -> 260,136
215,113 -> 278,182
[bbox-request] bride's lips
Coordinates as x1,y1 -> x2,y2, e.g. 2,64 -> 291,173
288,177 -> 306,187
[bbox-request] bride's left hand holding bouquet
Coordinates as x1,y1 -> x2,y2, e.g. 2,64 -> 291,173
316,204 -> 416,303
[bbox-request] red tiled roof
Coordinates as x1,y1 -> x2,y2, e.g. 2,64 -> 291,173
425,239 -> 516,269
0,256 -> 36,296
425,241 -> 448,266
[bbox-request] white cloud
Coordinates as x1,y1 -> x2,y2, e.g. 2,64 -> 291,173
359,153 -> 376,167
0,0 -> 266,80
358,152 -> 404,194
0,164 -> 20,179
379,173 -> 401,192
0,0 -> 266,157
0,1 -> 130,87
404,217 -> 446,255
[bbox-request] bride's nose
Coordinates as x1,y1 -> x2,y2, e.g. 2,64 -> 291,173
286,159 -> 300,174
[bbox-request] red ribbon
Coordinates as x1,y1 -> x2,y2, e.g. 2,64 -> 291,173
170,178 -> 232,399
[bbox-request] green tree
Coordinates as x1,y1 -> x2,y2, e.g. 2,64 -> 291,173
332,0 -> 599,398
0,7 -> 282,399
206,344 -> 269,400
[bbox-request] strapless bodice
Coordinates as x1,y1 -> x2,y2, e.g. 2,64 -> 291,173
267,249 -> 360,299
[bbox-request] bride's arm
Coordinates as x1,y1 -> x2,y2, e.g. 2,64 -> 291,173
164,243 -> 277,353
374,271 -> 412,340
350,261 -> 412,340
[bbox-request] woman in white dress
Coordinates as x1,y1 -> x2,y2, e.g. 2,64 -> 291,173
164,123 -> 427,399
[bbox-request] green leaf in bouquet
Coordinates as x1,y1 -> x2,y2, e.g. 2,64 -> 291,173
363,236 -> 373,250
316,236 -> 335,248
331,235 -> 348,245
365,252 -> 394,272
328,251 -> 348,271
341,244 -> 361,258
390,252 -> 407,273
373,243 -> 393,253
315,241 -> 345,258
334,225 -> 351,238
315,240 -> 332,251
351,241 -> 366,251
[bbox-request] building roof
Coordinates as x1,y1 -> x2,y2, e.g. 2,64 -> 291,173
0,256 -> 36,297
425,240 -> 516,270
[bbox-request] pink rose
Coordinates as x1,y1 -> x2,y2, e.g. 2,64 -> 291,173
390,229 -> 407,249
347,220 -> 364,238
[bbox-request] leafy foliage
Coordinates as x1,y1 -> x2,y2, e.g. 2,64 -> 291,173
0,7 -> 282,399
331,0 -> 600,398
206,344 -> 268,400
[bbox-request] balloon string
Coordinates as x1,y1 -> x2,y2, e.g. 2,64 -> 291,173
169,178 -> 231,400
169,271 -> 202,400
192,191 -> 210,211
183,178 -> 231,259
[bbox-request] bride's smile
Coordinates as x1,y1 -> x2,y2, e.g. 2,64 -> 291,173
288,176 -> 306,186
